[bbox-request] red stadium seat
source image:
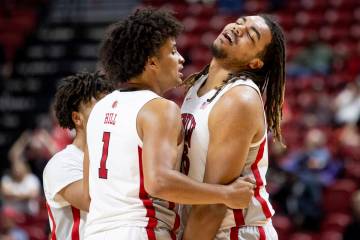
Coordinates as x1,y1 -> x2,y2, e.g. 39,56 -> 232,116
290,232 -> 320,240
275,13 -> 295,31
187,4 -> 216,18
177,33 -> 202,52
272,215 -> 293,240
323,179 -> 357,214
321,213 -> 351,232
296,11 -> 324,27
0,32 -> 24,60
320,231 -> 343,240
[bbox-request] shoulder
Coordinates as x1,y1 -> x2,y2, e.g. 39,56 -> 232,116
43,147 -> 81,179
212,84 -> 262,119
140,98 -> 181,123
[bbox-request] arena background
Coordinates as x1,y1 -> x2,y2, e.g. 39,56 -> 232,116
0,0 -> 359,239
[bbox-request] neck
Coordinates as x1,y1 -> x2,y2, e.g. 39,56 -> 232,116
72,129 -> 86,152
206,59 -> 231,88
127,74 -> 164,96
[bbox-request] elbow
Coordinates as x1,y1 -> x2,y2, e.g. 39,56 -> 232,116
82,194 -> 91,212
144,171 -> 171,198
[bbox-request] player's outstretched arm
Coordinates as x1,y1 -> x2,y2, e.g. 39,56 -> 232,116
138,98 -> 254,206
183,85 -> 263,240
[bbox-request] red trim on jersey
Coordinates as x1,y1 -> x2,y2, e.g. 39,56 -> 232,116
258,226 -> 266,240
168,201 -> 180,240
71,207 -> 80,240
230,227 -> 239,240
138,146 -> 157,240
250,139 -> 273,219
46,202 -> 57,240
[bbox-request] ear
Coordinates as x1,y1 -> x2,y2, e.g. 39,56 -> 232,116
248,58 -> 264,69
71,111 -> 82,129
145,56 -> 159,71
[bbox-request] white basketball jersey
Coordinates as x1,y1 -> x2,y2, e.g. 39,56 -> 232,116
180,75 -> 275,231
43,144 -> 87,240
85,90 -> 180,239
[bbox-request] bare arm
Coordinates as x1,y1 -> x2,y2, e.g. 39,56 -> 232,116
8,131 -> 31,162
2,184 -> 39,200
184,86 -> 264,239
58,179 -> 90,212
138,98 -> 254,207
54,144 -> 90,212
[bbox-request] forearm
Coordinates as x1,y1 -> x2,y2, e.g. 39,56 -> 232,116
183,204 -> 227,240
60,180 -> 90,212
74,194 -> 90,212
146,169 -> 230,205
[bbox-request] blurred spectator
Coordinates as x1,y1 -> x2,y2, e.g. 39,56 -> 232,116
343,190 -> 360,240
334,80 -> 360,125
288,34 -> 333,76
1,160 -> 41,216
8,109 -> 73,179
279,129 -> 342,230
338,123 -> 360,149
0,207 -> 29,240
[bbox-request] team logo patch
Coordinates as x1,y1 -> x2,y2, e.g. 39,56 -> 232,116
112,101 -> 118,108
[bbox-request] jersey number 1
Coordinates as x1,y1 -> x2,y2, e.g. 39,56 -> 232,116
98,132 -> 110,179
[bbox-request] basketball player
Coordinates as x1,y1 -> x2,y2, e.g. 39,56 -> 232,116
43,72 -> 113,239
84,9 -> 255,240
180,15 -> 286,240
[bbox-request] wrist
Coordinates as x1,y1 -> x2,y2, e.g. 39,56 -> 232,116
220,184 -> 232,205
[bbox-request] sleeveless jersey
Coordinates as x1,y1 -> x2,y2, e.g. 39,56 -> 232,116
180,75 -> 275,231
85,90 -> 180,239
43,144 -> 87,240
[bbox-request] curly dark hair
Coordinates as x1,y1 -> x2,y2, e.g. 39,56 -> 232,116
99,8 -> 183,83
54,71 -> 114,130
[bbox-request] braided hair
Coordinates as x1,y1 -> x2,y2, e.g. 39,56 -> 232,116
54,71 -> 114,130
183,15 -> 286,144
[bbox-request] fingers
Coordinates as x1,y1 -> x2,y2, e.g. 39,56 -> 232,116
242,176 -> 256,185
236,179 -> 256,190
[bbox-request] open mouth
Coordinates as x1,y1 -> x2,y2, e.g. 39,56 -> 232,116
222,32 -> 233,44
178,66 -> 184,78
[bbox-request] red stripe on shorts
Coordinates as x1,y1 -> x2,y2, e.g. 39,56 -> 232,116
46,202 -> 57,240
230,227 -> 239,240
168,201 -> 180,240
233,208 -> 245,226
71,207 -> 80,240
258,226 -> 266,240
138,146 -> 157,240
251,139 -> 272,218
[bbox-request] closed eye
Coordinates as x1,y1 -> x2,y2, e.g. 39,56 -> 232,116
247,31 -> 255,45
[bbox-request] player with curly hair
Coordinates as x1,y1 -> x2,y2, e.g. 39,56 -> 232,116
43,72 -> 113,239
84,8 -> 255,240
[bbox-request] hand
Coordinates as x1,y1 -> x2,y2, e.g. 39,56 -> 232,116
224,176 -> 255,209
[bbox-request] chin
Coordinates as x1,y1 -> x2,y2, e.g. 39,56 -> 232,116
211,43 -> 227,59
